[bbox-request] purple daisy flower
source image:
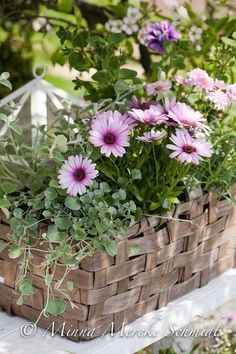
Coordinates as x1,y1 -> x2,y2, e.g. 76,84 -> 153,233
226,84 -> 236,101
128,105 -> 167,125
129,95 -> 157,110
166,130 -> 213,164
145,80 -> 171,96
89,110 -> 130,157
146,21 -> 180,54
122,112 -> 138,130
154,97 -> 177,126
206,90 -> 230,111
58,155 -> 98,196
136,131 -> 166,142
168,102 -> 210,133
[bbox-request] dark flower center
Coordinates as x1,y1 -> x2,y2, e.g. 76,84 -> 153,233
104,133 -> 115,145
75,169 -> 85,181
183,145 -> 196,154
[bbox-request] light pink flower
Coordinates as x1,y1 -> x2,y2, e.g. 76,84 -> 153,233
89,110 -> 130,157
175,76 -> 191,87
58,155 -> 98,196
136,131 -> 166,142
206,90 -> 230,111
168,102 -> 209,132
214,79 -> 227,90
145,80 -> 171,96
166,129 -> 213,164
227,312 -> 236,323
121,112 -> 138,130
226,83 -> 236,101
188,68 -> 214,90
128,105 -> 167,125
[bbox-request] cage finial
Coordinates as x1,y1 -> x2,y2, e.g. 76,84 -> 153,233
32,63 -> 47,79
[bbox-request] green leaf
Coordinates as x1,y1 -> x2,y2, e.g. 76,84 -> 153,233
112,189 -> 126,201
73,31 -> 89,48
44,187 -> 58,201
10,123 -> 22,135
80,193 -> 92,204
9,244 -> 23,259
1,182 -> 17,194
118,177 -> 128,186
13,208 -> 24,219
51,48 -> 67,66
19,279 -> 35,296
69,52 -> 90,71
0,72 -> 10,80
57,0 -> 73,13
46,298 -> 66,315
16,295 -> 24,305
0,73 -> 12,90
92,70 -> 108,84
134,207 -> 142,221
45,274 -> 53,286
118,68 -> 137,79
47,225 -> 66,243
66,281 -> 74,292
54,134 -> 68,153
55,216 -> 72,230
88,35 -> 106,46
104,238 -> 117,257
74,227 -> 86,240
130,245 -> 140,255
115,80 -> 130,94
0,241 -> 8,253
108,33 -> 125,44
0,199 -> 11,208
150,202 -> 160,211
222,37 -> 236,48
131,169 -> 142,180
65,196 -> 80,210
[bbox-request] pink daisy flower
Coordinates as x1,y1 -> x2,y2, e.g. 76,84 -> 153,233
58,155 -> 98,196
206,90 -> 230,111
166,130 -> 213,164
227,312 -> 236,323
168,102 -> 209,132
122,112 -> 138,130
129,96 -> 157,110
145,80 -> 171,96
214,79 -> 227,90
155,97 -> 177,126
188,68 -> 214,91
175,76 -> 191,87
136,131 -> 166,142
226,83 -> 236,101
128,105 -> 167,125
89,110 -> 130,157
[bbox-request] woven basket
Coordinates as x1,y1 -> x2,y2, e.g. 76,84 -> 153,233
0,186 -> 236,341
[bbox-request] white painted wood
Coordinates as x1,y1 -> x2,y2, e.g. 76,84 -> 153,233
0,269 -> 236,354
0,80 -> 36,108
30,80 -> 48,145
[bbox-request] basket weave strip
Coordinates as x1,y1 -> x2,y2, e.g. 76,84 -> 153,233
0,187 -> 236,341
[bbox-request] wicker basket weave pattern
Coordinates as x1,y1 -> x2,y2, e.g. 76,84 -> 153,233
0,187 -> 236,340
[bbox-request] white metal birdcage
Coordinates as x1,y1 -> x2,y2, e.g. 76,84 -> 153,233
0,64 -> 85,145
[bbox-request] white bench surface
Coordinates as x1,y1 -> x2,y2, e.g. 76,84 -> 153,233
0,269 -> 236,354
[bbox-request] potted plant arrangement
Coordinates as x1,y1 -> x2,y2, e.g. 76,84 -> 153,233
0,1 -> 236,341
